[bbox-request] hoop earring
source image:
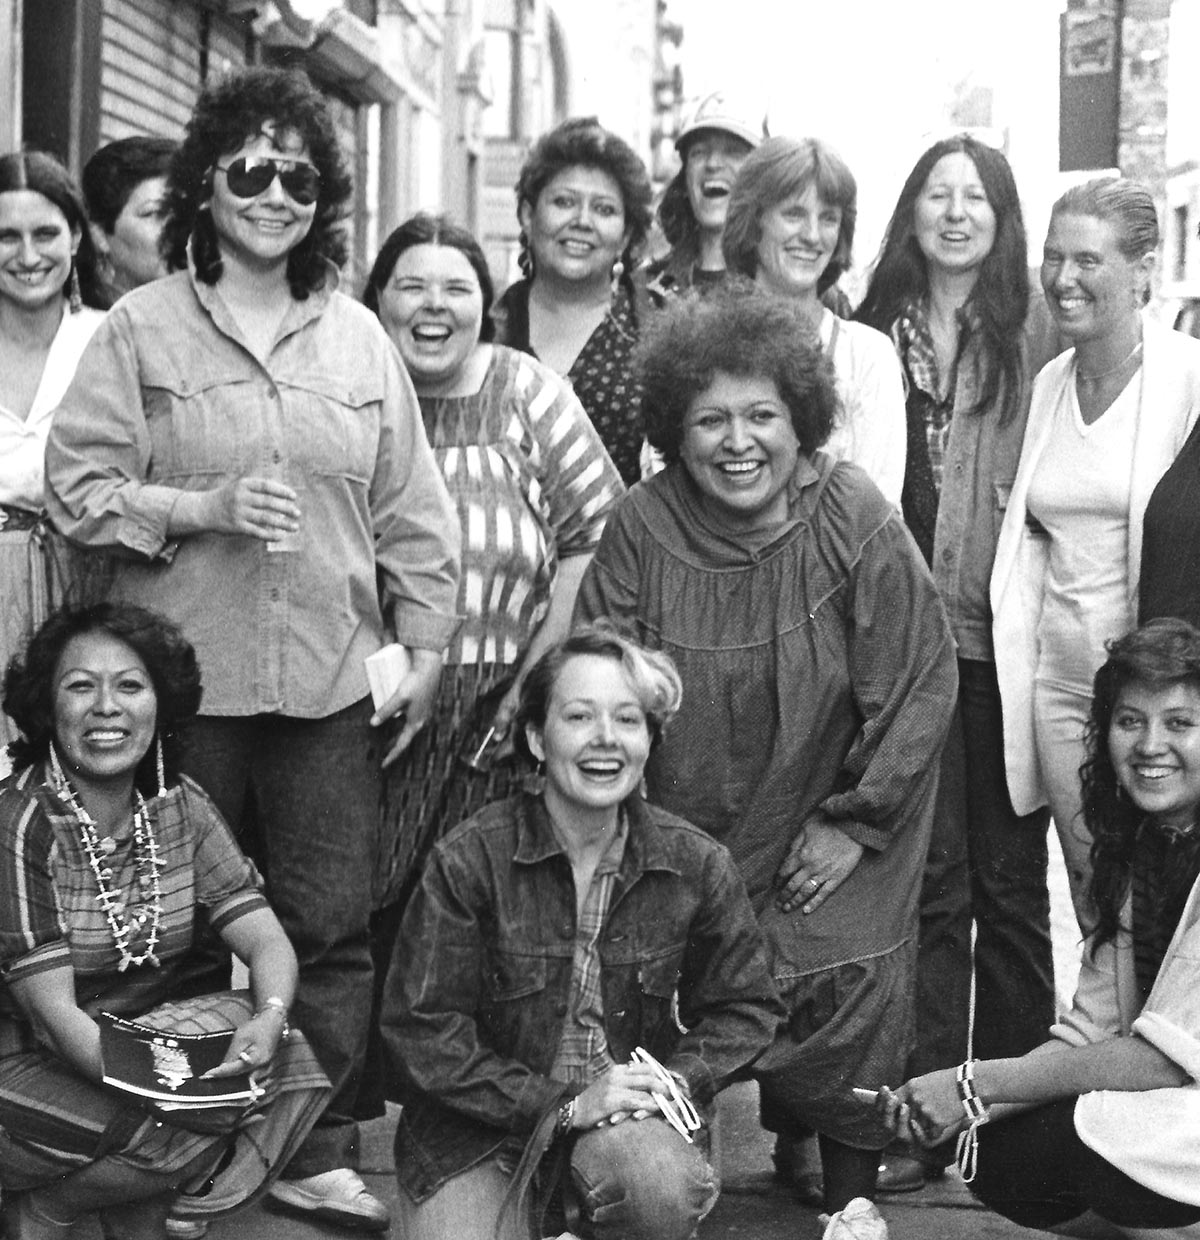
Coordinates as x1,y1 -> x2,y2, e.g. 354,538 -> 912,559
155,734 -> 167,799
68,260 -> 82,313
610,258 -> 625,298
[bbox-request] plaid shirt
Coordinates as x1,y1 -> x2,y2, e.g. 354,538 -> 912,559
892,303 -> 962,494
550,813 -> 629,1086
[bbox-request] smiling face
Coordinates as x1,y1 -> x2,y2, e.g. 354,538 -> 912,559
53,631 -> 157,796
0,189 -> 78,313
208,124 -> 318,275
754,183 -> 841,300
679,371 -> 799,531
1040,211 -> 1153,346
1109,680 -> 1200,835
913,152 -> 997,280
106,175 -> 168,293
527,653 -> 652,815
378,243 -> 484,395
520,165 -> 629,287
685,130 -> 753,238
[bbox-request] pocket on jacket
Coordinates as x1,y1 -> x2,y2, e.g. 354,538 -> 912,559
486,950 -> 548,1002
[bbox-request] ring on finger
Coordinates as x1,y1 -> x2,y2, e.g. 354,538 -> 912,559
804,878 -> 823,894
237,1049 -> 254,1065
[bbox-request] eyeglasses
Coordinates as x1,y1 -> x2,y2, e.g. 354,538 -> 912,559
630,1047 -> 701,1143
214,156 -> 322,206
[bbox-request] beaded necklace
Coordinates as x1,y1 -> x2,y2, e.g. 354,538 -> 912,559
48,745 -> 164,971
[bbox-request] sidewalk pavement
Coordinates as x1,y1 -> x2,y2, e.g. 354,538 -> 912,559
60,1081 -> 1033,1240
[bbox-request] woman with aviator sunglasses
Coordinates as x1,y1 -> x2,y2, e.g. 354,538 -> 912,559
45,66 -> 460,1236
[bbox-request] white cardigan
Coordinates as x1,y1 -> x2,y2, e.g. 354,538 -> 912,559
990,323 -> 1200,816
1051,870 -> 1200,1205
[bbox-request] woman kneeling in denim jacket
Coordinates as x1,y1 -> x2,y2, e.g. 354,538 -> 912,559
381,627 -> 783,1240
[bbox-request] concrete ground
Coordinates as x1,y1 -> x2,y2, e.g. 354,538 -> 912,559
54,840 -> 1079,1238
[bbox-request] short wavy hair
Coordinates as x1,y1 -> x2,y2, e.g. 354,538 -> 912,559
515,117 -> 654,276
722,136 -> 857,296
161,66 -> 352,298
1082,617 -> 1200,951
639,282 -> 840,464
363,212 -> 495,344
513,626 -> 683,766
0,150 -> 105,309
3,603 -> 203,794
82,136 -> 178,233
1050,177 -> 1159,307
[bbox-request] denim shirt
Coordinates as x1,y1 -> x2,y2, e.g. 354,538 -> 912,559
382,792 -> 782,1201
45,265 -> 460,717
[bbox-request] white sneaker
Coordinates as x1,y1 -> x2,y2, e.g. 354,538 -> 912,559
267,1168 -> 390,1232
165,1217 -> 208,1239
819,1196 -> 889,1240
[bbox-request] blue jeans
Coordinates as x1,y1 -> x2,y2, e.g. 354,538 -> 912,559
396,1117 -> 716,1240
180,698 -> 382,1176
909,660 -> 1055,1078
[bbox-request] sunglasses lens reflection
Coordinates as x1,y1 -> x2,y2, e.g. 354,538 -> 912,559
222,157 -> 321,206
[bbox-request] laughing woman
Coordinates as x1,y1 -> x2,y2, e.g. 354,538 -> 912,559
722,136 -> 906,505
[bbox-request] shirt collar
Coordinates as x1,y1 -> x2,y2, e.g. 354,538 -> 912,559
514,792 -> 680,876
186,251 -> 340,349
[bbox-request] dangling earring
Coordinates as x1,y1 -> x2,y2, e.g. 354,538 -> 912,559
48,741 -> 68,789
155,734 -> 167,799
68,259 -> 82,313
518,229 -> 534,280
610,257 -> 625,298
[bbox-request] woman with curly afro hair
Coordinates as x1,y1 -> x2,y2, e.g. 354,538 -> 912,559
577,285 -> 957,1229
45,65 -> 461,1233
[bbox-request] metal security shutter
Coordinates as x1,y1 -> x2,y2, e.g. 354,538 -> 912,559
98,0 -> 202,143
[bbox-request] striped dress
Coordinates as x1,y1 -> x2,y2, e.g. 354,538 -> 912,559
0,766 -> 328,1217
380,345 -> 623,905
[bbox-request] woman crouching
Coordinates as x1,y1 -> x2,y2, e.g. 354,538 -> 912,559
381,628 -> 782,1240
883,618 -> 1200,1239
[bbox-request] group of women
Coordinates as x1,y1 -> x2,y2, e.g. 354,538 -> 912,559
2,58 -> 1200,1240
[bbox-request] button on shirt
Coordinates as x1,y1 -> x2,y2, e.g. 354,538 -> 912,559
46,265 -> 461,717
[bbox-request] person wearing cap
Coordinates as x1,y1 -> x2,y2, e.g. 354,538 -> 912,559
646,91 -> 761,302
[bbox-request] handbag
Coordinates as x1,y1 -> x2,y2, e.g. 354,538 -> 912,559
101,990 -> 271,1136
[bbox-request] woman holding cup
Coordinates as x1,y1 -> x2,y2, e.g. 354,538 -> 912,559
45,67 -> 459,1231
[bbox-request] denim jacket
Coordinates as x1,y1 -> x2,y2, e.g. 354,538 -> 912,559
382,792 -> 782,1201
45,265 -> 460,717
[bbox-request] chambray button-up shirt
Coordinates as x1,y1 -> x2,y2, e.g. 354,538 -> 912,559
46,264 -> 461,717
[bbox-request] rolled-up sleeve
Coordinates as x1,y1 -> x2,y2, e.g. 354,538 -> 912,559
45,309 -> 181,561
372,347 -> 462,652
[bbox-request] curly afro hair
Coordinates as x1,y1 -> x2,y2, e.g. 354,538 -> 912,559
639,282 -> 841,464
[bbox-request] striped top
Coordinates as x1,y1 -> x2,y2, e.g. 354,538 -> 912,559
0,766 -> 267,1057
419,345 -> 623,667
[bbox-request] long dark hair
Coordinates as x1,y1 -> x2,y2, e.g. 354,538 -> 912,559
160,66 -> 352,298
855,135 -> 1029,423
0,150 -> 105,310
3,603 -> 203,796
1083,619 -> 1200,951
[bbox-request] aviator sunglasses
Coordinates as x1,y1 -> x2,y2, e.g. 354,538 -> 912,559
213,155 -> 322,206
